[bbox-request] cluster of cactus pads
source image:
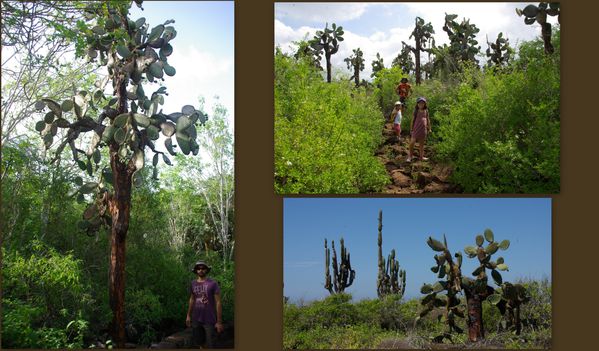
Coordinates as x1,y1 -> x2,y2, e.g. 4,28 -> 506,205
324,238 -> 355,294
377,211 -> 406,298
419,229 -> 530,342
486,32 -> 513,68
516,3 -> 560,54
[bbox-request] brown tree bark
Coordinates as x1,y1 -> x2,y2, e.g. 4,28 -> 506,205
108,150 -> 134,348
107,61 -> 134,348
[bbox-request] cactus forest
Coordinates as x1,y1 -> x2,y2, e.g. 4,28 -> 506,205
284,205 -> 551,349
2,1 -> 234,348
275,3 -> 560,194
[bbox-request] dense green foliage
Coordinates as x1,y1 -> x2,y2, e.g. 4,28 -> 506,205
1,105 -> 234,348
275,50 -> 389,193
276,25 -> 560,193
284,282 -> 551,349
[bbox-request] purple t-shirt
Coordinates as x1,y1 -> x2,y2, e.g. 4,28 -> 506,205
189,278 -> 221,324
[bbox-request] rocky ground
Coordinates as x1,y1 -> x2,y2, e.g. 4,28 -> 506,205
377,121 -> 460,194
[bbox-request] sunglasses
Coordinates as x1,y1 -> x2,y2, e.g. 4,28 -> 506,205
196,267 -> 209,271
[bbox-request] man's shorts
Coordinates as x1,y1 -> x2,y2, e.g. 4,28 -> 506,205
393,123 -> 401,135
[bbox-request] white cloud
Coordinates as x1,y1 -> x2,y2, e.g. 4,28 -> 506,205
275,3 -> 370,23
162,44 -> 234,127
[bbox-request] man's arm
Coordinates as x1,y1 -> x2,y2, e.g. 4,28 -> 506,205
186,294 -> 194,327
214,292 -> 224,333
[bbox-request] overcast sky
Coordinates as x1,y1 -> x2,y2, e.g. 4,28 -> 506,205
275,2 -> 560,80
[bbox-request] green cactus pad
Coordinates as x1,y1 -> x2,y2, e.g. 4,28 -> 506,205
499,240 -> 510,250
496,263 -> 509,271
421,284 -> 433,294
491,269 -> 502,285
475,235 -> 484,247
464,246 -> 478,257
484,228 -> 494,243
427,237 -> 446,251
485,242 -> 499,255
487,293 -> 502,305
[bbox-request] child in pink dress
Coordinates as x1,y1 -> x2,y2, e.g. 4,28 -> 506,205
407,97 -> 432,162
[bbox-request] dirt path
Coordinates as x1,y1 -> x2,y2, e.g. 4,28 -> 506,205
376,120 -> 460,194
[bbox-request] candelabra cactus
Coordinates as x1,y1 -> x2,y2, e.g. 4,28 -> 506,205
516,3 -> 560,54
324,237 -> 355,294
376,211 -> 406,298
418,235 -> 466,343
461,228 -> 510,341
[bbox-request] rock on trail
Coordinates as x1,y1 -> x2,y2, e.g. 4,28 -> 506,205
376,120 -> 459,194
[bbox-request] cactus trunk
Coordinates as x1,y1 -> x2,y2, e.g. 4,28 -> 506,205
324,237 -> 355,294
464,288 -> 485,342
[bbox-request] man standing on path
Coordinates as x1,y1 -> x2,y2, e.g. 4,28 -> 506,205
186,261 -> 224,348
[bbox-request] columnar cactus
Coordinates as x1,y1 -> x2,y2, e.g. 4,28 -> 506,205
461,228 -> 510,341
310,22 -> 344,83
324,237 -> 355,294
377,210 -> 406,298
418,235 -> 466,343
344,48 -> 365,88
516,3 -> 560,54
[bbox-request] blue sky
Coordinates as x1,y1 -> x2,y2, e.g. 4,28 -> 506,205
130,1 -> 234,125
284,198 -> 551,303
275,2 -> 560,80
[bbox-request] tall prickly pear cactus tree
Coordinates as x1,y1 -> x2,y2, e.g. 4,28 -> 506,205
32,1 -> 206,347
310,22 -> 344,83
442,13 -> 481,65
485,32 -> 513,69
376,210 -> 406,298
418,235 -> 466,343
461,229 -> 510,341
324,237 -> 355,294
344,48 -> 365,88
516,3 -> 560,54
401,17 -> 435,85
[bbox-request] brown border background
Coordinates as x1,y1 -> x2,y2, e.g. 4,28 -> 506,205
236,0 -> 599,350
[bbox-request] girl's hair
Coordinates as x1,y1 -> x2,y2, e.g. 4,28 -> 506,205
413,101 -> 427,119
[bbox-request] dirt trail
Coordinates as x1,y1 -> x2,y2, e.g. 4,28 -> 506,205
376,120 -> 459,194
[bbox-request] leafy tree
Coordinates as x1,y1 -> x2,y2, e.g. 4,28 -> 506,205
31,1 -> 207,346
402,17 -> 435,85
1,1 -> 98,145
370,52 -> 385,78
344,48 -> 365,87
442,13 -> 481,66
309,22 -> 345,83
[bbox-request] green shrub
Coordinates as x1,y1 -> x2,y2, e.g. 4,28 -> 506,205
275,51 -> 389,194
433,39 -> 559,193
1,242 -> 92,348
